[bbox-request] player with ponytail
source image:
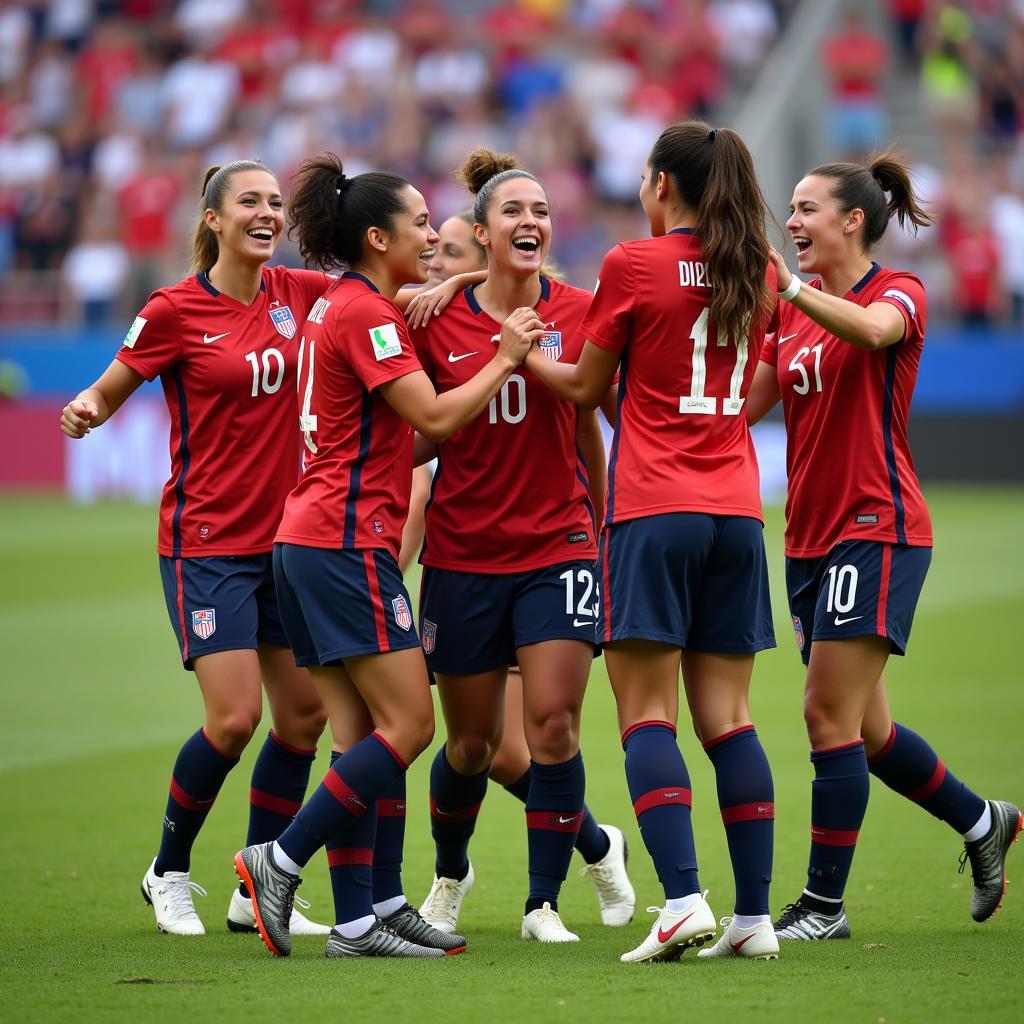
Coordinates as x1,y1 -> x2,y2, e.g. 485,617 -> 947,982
747,154 -> 1021,940
527,121 -> 782,963
61,160 -> 336,938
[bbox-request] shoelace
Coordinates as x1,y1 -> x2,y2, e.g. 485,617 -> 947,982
958,848 -> 984,886
428,878 -> 464,918
774,903 -> 802,928
160,876 -> 207,918
281,876 -> 301,923
579,859 -> 619,900
293,894 -> 312,912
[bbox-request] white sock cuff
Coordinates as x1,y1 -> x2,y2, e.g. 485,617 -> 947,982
372,895 -> 407,918
334,914 -> 376,939
270,841 -> 303,877
963,802 -> 992,842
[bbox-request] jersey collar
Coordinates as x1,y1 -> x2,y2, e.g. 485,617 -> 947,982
465,274 -> 550,316
196,270 -> 267,299
342,271 -> 381,293
667,228 -> 697,235
850,262 -> 882,294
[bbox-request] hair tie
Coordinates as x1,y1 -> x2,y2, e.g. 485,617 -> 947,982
336,173 -> 347,197
708,129 -> 717,143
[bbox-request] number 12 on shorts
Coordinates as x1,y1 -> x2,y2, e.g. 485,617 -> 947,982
560,567 -> 597,619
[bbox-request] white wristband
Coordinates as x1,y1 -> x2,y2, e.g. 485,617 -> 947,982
779,275 -> 801,301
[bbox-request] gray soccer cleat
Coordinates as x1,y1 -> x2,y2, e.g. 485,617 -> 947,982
325,920 -> 447,958
773,901 -> 851,940
960,799 -> 1023,922
380,902 -> 467,953
234,843 -> 301,957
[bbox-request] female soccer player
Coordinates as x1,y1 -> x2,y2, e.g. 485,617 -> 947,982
233,154 -> 539,959
527,122 -> 782,962
407,192 -> 630,937
745,155 -> 1021,940
60,161 -> 333,938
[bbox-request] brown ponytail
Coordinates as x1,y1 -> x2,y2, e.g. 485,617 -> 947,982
809,152 -> 934,250
649,121 -> 773,346
457,147 -> 544,226
189,160 -> 272,273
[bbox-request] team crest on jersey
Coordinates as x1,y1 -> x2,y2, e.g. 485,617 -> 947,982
269,305 -> 297,338
792,615 -> 805,651
192,608 -> 216,640
392,595 -> 412,632
422,618 -> 437,653
372,519 -> 385,534
539,331 -> 562,361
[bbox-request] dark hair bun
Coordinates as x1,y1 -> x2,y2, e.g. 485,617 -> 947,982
457,148 -> 520,195
201,165 -> 222,197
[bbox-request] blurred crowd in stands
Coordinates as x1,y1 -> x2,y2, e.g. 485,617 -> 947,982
0,0 -> 1021,330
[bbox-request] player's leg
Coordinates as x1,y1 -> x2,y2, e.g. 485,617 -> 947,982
491,670 -> 632,925
864,678 -> 1021,922
517,637 -> 592,941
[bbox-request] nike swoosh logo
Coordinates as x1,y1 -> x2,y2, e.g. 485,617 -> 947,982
435,809 -> 460,817
657,911 -> 694,944
448,351 -> 477,363
731,932 -> 756,952
572,618 -> 592,627
778,333 -> 799,344
203,332 -> 230,344
833,614 -> 863,626
558,815 -> 577,824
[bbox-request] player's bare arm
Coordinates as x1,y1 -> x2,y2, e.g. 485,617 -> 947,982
745,361 -> 781,426
380,307 -> 542,443
525,340 -> 619,410
771,247 -> 907,351
402,269 -> 488,328
575,407 -> 607,526
60,360 -> 145,438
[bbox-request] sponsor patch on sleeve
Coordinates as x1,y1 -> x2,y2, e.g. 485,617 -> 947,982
370,322 -> 402,361
882,289 -> 916,319
122,315 -> 147,349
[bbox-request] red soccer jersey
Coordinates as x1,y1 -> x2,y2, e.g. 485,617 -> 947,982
760,264 -> 933,558
580,229 -> 779,526
412,276 -> 598,573
115,265 -> 331,557
275,273 -> 423,558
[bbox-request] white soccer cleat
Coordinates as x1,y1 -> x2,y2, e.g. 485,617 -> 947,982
697,917 -> 779,960
140,858 -> 207,936
226,887 -> 331,936
420,862 -> 474,934
580,824 -> 636,926
619,893 -> 717,963
521,902 -> 580,943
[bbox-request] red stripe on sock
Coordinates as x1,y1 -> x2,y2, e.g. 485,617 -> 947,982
322,769 -> 369,815
362,551 -> 390,652
621,719 -> 677,747
721,801 -> 775,824
175,558 -> 189,665
430,797 -> 481,823
810,826 -> 860,846
377,798 -> 407,817
269,730 -> 317,758
703,724 -> 755,751
169,776 -> 216,813
907,760 -> 947,803
633,787 -> 692,816
371,732 -> 408,771
326,847 -> 374,868
249,787 -> 302,817
867,722 -> 898,765
876,543 -> 892,636
526,810 -> 583,833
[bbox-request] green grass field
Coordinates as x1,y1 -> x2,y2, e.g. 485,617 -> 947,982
1,489 -> 1022,1024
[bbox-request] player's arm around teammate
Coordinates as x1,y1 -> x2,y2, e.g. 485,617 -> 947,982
62,161 -> 334,939
746,156 -> 1021,942
529,123 -> 785,963
232,154 -> 538,960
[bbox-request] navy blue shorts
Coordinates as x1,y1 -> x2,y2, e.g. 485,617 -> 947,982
598,513 -> 775,654
419,560 -> 598,675
273,544 -> 422,667
786,540 -> 931,665
159,553 -> 289,671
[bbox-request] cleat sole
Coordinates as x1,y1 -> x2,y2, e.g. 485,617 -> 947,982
234,852 -> 287,958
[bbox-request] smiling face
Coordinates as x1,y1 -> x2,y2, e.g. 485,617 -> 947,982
205,169 -> 284,266
786,174 -> 863,274
426,215 -> 485,286
383,184 -> 439,286
476,176 -> 551,277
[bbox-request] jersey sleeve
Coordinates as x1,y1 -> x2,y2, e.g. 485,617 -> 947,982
114,291 -> 182,381
290,268 -> 334,313
874,274 -> 926,346
579,244 -> 636,354
408,323 -> 435,377
341,295 -> 424,392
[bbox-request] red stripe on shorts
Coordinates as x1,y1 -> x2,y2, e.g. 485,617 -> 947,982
362,550 -> 389,652
175,557 -> 189,664
601,536 -> 612,643
876,543 -> 892,636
